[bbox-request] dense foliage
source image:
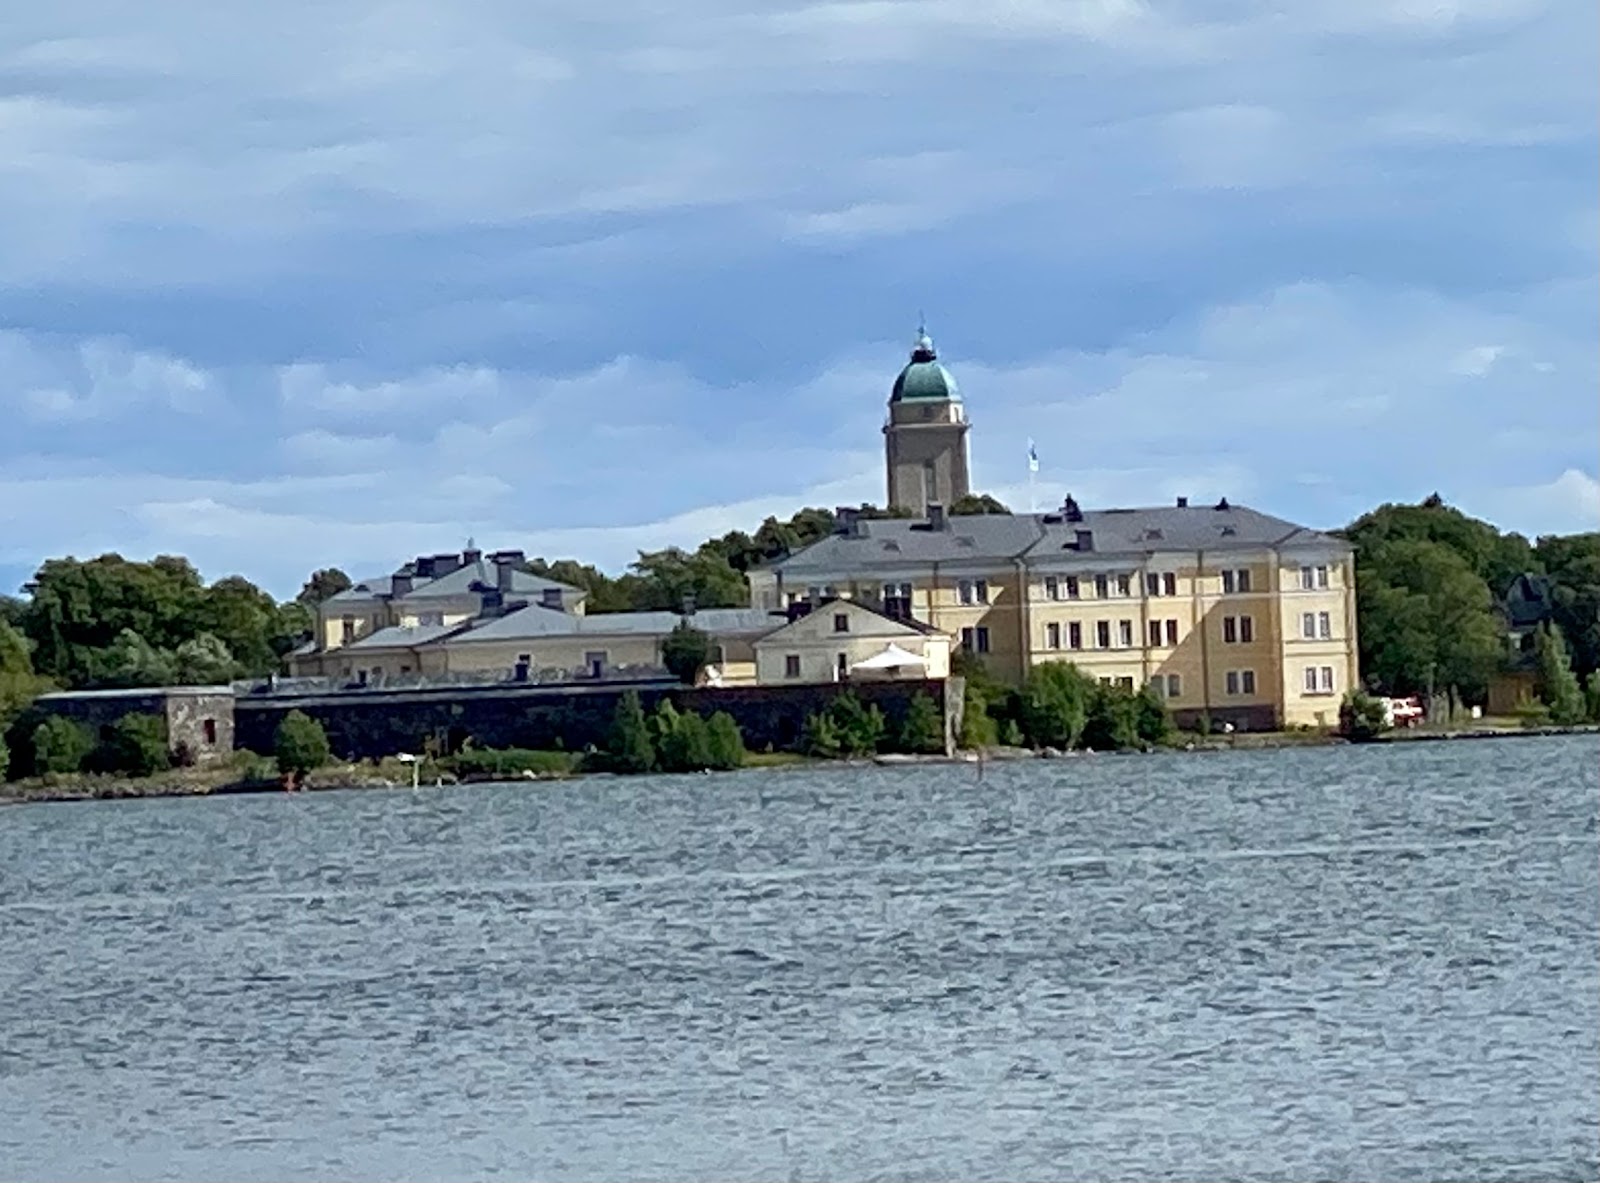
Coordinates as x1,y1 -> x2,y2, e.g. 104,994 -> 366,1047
30,716 -> 95,775
445,747 -> 578,778
661,621 -> 712,685
99,713 -> 171,777
595,693 -> 745,773
1339,690 -> 1390,742
274,710 -> 331,781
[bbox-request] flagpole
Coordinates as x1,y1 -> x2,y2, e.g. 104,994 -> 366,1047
1027,439 -> 1039,513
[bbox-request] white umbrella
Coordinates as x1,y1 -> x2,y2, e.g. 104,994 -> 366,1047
850,644 -> 927,672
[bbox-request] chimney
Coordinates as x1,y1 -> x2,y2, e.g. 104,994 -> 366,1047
1176,496 -> 1188,508
463,542 -> 483,567
1215,496 -> 1231,511
1061,495 -> 1082,523
927,502 -> 947,532
681,591 -> 697,616
1074,528 -> 1094,552
391,572 -> 414,598
836,506 -> 862,537
497,559 -> 515,594
415,556 -> 437,580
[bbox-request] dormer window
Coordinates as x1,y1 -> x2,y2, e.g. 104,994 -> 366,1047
833,613 -> 850,633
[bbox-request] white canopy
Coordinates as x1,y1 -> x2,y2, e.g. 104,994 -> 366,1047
850,644 -> 927,672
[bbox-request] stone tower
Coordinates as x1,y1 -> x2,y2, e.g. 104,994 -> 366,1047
883,325 -> 972,516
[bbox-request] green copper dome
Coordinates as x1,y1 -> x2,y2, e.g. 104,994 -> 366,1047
890,330 -> 961,402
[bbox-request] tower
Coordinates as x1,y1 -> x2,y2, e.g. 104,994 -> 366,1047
883,324 -> 971,516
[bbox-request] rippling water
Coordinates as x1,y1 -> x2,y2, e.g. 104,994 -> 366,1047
2,735 -> 1596,1181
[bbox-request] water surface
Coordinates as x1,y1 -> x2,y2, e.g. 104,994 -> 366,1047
2,736 -> 1596,1181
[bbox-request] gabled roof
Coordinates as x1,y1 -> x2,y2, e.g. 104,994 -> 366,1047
327,560 -> 580,604
774,514 -> 1045,575
446,605 -> 785,644
754,599 -> 941,644
343,622 -> 461,651
1028,504 -> 1346,559
1503,572 -> 1554,629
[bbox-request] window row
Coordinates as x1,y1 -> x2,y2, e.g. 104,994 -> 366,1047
1040,572 -> 1180,600
1041,619 -> 1136,651
1302,665 -> 1337,694
1299,611 -> 1333,640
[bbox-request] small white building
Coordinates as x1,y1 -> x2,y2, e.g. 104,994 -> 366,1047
753,598 -> 952,685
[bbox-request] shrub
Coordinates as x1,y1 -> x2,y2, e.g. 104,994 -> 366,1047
895,692 -> 944,754
101,713 -> 171,777
656,702 -> 714,773
275,710 -> 331,781
1133,684 -> 1173,745
1512,700 -> 1553,729
661,622 -> 712,685
1083,682 -> 1141,751
705,712 -> 746,770
999,718 -> 1023,747
828,692 -> 886,756
604,690 -> 656,773
1020,662 -> 1093,749
31,716 -> 95,775
0,733 -> 8,782
958,692 -> 998,749
1339,690 -> 1389,742
1534,624 -> 1586,726
801,710 -> 841,758
1586,672 -> 1600,724
445,748 -> 577,779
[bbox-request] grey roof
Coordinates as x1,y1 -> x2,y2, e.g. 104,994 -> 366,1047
328,560 -> 579,604
773,503 -> 1345,575
343,622 -> 460,651
449,605 -> 786,644
36,685 -> 235,701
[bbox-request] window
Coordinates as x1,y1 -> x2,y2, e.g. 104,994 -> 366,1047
922,459 -> 937,502
961,627 -> 990,653
1095,621 -> 1111,649
1065,576 -> 1080,600
975,626 -> 991,653
518,653 -> 531,665
1118,620 -> 1133,648
585,651 -> 608,678
1117,676 -> 1135,691
1094,574 -> 1109,598
1162,572 -> 1177,596
837,653 -> 849,679
1299,566 -> 1314,590
1316,565 -> 1330,589
1044,575 -> 1059,601
1149,620 -> 1164,648
959,580 -> 974,605
1221,569 -> 1235,595
1223,616 -> 1238,644
1318,611 -> 1332,640
1068,622 -> 1082,650
958,579 -> 990,605
1165,619 -> 1179,646
202,718 -> 218,746
1116,574 -> 1131,597
1242,670 -> 1256,694
1145,573 -> 1161,596
1240,616 -> 1254,643
1304,666 -> 1319,692
541,589 -> 562,609
1166,673 -> 1181,698
418,610 -> 444,627
975,579 -> 989,604
833,612 -> 849,633
1319,666 -> 1335,693
882,581 -> 913,601
1046,622 -> 1061,649
785,654 -> 801,679
341,615 -> 357,643
1302,612 -> 1316,639
1239,569 -> 1252,592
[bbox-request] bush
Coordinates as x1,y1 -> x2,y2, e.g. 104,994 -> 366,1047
0,733 -> 8,782
275,710 -> 331,780
828,693 -> 886,756
1586,671 -> 1600,724
661,622 -> 712,685
31,716 -> 95,775
1134,684 -> 1173,745
801,710 -> 841,758
101,713 -> 171,777
446,748 -> 577,779
1535,624 -> 1586,725
655,702 -> 714,773
1020,662 -> 1093,749
1339,690 -> 1389,742
1512,700 -> 1553,729
958,691 -> 998,748
604,691 -> 656,773
705,712 -> 746,770
1083,682 -> 1141,751
895,692 -> 944,754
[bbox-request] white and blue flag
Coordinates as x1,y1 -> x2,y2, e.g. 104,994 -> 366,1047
1027,440 -> 1039,473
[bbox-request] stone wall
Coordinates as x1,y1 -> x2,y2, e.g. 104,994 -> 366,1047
235,677 -> 959,760
32,689 -> 236,766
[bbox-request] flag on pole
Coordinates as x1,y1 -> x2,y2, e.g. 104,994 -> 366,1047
1027,440 -> 1039,473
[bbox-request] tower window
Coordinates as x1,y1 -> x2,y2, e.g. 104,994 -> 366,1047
923,460 -> 937,503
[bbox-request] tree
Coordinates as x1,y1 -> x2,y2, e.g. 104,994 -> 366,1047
87,628 -> 176,689
826,692 -> 886,756
0,732 -> 7,781
172,633 -> 238,685
949,493 -> 1012,516
705,712 -> 746,770
98,713 -> 171,777
801,709 -> 842,758
1,620 -> 49,728
274,710 -> 331,783
655,702 -> 713,772
1020,662 -> 1093,749
1584,671 -> 1600,724
1339,690 -> 1389,741
604,691 -> 656,773
1083,682 -> 1141,751
661,621 -> 713,685
31,716 -> 94,775
1536,533 -> 1600,679
896,692 -> 944,753
1344,498 -> 1536,596
959,691 -> 998,748
1133,683 -> 1173,745
1534,624 -> 1586,725
297,568 -> 353,605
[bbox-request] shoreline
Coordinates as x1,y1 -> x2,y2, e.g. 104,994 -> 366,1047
4,724 -> 1595,807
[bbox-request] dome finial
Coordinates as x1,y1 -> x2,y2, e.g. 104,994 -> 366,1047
911,312 -> 936,362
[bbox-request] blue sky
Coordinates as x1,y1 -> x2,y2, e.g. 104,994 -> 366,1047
1,0 -> 1595,599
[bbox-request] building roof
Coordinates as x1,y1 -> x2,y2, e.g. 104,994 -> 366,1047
890,331 -> 961,403
754,598 -> 942,644
327,557 -> 579,604
447,605 -> 786,644
36,685 -> 235,701
1503,572 -> 1553,630
343,622 -> 460,651
772,502 -> 1347,576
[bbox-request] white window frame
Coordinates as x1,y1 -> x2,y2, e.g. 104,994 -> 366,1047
1318,611 -> 1332,640
1319,665 -> 1335,693
1225,670 -> 1240,695
1223,616 -> 1238,644
1303,666 -> 1318,693
1044,575 -> 1059,601
1302,612 -> 1316,639
1118,619 -> 1133,648
1165,619 -> 1179,646
1165,673 -> 1181,698
1068,621 -> 1083,650
1095,620 -> 1111,649
1046,621 -> 1061,649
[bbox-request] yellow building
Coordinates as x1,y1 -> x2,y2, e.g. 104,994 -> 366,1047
748,498 -> 1357,729
753,597 -> 952,685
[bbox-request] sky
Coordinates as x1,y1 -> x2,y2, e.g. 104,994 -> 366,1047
1,0 -> 1595,600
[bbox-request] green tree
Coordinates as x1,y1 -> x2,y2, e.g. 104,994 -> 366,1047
656,704 -> 713,772
801,710 -> 842,757
949,493 -> 1012,515
1534,624 -> 1586,725
1133,683 -> 1173,745
827,692 -> 886,756
1020,661 -> 1093,749
1,620 -> 49,728
705,712 -> 746,770
1083,682 -> 1141,751
605,691 -> 656,773
661,621 -> 713,685
297,568 -> 353,605
1339,690 -> 1389,741
173,633 -> 238,685
1584,671 -> 1600,724
101,713 -> 171,777
1536,532 -> 1600,678
274,710 -> 331,782
31,716 -> 94,775
959,692 -> 998,748
895,692 -> 944,753
0,732 -> 8,781
87,628 -> 176,688
1345,497 -> 1536,596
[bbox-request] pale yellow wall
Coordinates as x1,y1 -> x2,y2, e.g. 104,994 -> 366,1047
753,601 -> 953,684
443,635 -> 663,675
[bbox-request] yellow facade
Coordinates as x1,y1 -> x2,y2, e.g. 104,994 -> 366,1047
753,599 -> 952,685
